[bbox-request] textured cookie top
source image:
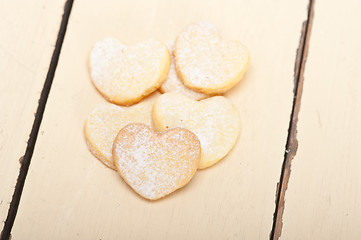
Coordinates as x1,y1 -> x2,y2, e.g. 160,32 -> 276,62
153,92 -> 241,169
159,42 -> 209,100
84,99 -> 154,169
174,22 -> 250,94
90,38 -> 170,105
113,124 -> 201,200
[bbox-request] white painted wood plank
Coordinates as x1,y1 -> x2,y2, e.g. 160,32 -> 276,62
12,0 -> 308,239
281,0 -> 361,239
0,0 -> 66,225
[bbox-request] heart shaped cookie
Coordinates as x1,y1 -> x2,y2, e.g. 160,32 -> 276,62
89,38 -> 170,105
174,22 -> 250,94
84,94 -> 158,170
159,42 -> 209,100
152,92 -> 241,169
113,123 -> 201,200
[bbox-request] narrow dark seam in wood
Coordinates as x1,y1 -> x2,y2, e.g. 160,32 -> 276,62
270,0 -> 314,239
0,0 -> 74,239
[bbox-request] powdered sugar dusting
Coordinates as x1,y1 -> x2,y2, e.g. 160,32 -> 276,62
174,22 -> 250,93
113,124 -> 200,200
90,38 -> 170,105
159,42 -> 208,100
90,38 -> 126,89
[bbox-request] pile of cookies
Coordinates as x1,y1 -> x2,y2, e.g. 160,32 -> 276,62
84,22 -> 250,200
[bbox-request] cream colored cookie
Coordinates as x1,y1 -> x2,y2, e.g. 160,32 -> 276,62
159,42 -> 209,100
84,93 -> 159,169
89,38 -> 170,105
152,92 -> 241,169
113,123 -> 201,200
174,22 -> 250,94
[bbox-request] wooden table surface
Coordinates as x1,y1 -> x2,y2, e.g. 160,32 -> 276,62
1,0 -> 360,239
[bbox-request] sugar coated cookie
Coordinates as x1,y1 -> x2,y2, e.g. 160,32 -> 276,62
84,94 -> 158,169
159,42 -> 209,100
90,38 -> 170,105
174,22 -> 250,94
113,123 -> 201,200
152,92 -> 241,169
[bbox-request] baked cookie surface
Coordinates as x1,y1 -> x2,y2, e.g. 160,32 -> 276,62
113,123 -> 201,200
152,92 -> 241,169
174,22 -> 250,94
84,97 -> 156,169
159,43 -> 209,100
90,38 -> 170,105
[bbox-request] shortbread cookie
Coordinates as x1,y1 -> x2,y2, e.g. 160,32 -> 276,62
89,38 -> 170,105
84,93 -> 159,169
174,22 -> 250,94
152,92 -> 241,169
159,43 -> 209,100
113,123 -> 201,200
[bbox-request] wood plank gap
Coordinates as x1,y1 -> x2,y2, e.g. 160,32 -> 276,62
0,0 -> 74,239
270,0 -> 315,239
